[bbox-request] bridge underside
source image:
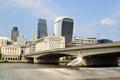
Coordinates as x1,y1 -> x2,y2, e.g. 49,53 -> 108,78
83,52 -> 120,67
34,53 -> 73,64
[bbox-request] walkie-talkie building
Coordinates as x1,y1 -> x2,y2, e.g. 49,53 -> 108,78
54,16 -> 74,44
37,18 -> 48,39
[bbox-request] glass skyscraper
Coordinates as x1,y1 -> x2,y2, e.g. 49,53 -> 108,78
11,27 -> 19,42
54,16 -> 74,44
37,18 -> 48,39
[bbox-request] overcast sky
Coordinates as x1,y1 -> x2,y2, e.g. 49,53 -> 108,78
0,0 -> 120,41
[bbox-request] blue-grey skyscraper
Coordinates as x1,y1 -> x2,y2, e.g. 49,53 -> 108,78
37,18 -> 48,39
54,16 -> 74,44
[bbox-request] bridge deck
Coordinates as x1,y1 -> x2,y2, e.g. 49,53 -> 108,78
24,42 -> 120,57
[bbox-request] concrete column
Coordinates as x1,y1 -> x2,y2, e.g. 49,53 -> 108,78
33,58 -> 39,63
21,56 -> 26,60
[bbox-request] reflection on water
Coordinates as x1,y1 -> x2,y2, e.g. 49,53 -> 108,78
0,63 -> 119,80
0,63 -> 119,69
0,63 -> 68,69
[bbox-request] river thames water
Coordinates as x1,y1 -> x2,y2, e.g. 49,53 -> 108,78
0,63 -> 120,80
0,63 -> 68,69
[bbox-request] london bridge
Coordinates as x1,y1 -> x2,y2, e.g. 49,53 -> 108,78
23,42 -> 120,67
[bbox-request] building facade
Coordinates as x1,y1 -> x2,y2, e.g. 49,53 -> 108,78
24,41 -> 35,54
0,39 -> 8,47
1,45 -> 21,61
17,35 -> 26,45
32,31 -> 37,42
11,27 -> 19,42
54,16 -> 74,44
35,36 -> 65,52
0,37 -> 10,47
0,37 -> 12,53
37,18 -> 48,39
72,37 -> 98,46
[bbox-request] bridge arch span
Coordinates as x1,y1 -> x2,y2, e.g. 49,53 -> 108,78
82,52 -> 120,67
35,53 -> 74,64
37,53 -> 72,59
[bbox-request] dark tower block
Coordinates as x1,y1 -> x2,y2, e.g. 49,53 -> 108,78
37,18 -> 48,39
11,27 -> 19,42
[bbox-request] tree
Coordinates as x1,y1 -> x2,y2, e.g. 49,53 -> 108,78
0,53 -> 2,60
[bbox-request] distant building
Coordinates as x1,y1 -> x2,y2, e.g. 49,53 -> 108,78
37,18 -> 48,39
20,45 -> 26,55
24,45 -> 31,54
35,36 -> 65,52
72,37 -> 98,46
25,41 -> 31,45
17,35 -> 26,45
54,16 -> 74,45
97,39 -> 113,43
11,27 -> 19,42
24,41 -> 35,54
1,45 -> 21,61
32,31 -> 37,42
0,37 -> 12,53
0,37 -> 12,47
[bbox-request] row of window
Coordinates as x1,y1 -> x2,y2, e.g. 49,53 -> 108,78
75,40 -> 96,42
1,57 -> 20,61
2,52 -> 20,54
74,41 -> 96,43
50,39 -> 61,42
2,48 -> 20,51
49,42 -> 62,45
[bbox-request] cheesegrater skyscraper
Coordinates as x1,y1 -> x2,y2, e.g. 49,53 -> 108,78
37,18 -> 48,39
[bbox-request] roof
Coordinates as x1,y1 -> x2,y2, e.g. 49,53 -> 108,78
0,37 -> 11,41
55,16 -> 73,23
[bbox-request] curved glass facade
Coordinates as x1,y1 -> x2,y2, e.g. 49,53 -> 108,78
54,17 -> 74,44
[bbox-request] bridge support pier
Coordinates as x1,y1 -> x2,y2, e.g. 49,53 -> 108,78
84,57 -> 118,67
33,58 -> 40,63
21,56 -> 33,63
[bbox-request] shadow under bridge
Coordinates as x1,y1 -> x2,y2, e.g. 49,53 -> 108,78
83,52 -> 120,67
34,52 -> 75,64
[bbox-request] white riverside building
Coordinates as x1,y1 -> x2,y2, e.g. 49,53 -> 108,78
17,35 -> 26,45
0,37 -> 12,47
1,45 -> 21,61
0,37 -> 13,54
72,37 -> 98,46
35,36 -> 65,52
24,41 -> 35,54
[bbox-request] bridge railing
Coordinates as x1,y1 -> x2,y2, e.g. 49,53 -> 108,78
68,41 -> 120,50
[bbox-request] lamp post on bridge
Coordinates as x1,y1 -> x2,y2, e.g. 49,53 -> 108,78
96,33 -> 100,40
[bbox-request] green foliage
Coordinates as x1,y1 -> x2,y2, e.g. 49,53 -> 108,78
0,53 -> 2,59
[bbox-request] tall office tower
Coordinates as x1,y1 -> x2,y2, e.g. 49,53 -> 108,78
11,27 -> 19,42
54,16 -> 74,44
17,35 -> 26,45
32,31 -> 37,42
37,18 -> 48,39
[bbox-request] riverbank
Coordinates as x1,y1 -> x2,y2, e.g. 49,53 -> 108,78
0,60 -> 28,63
